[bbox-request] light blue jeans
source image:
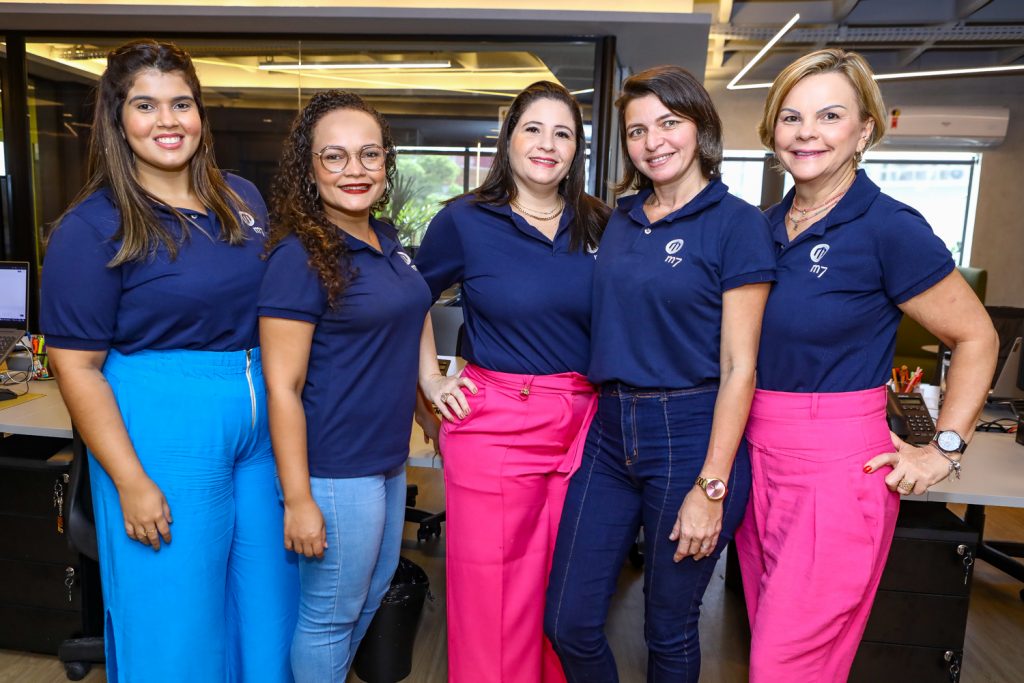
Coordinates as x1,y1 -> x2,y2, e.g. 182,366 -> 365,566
291,465 -> 407,682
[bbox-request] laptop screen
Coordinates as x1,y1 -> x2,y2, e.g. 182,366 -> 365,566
0,262 -> 29,328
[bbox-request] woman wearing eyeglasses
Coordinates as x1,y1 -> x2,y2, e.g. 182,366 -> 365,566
257,91 -> 453,682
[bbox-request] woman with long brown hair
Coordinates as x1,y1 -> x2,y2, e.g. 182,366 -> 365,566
414,80 -> 610,683
40,39 -> 297,682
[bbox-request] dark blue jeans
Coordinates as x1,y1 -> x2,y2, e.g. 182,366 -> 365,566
544,384 -> 751,683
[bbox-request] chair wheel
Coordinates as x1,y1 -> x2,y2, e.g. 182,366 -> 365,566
64,661 -> 91,681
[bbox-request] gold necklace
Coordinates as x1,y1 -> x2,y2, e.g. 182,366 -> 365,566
787,172 -> 855,229
511,196 -> 564,221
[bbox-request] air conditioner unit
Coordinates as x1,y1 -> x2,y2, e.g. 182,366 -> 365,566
883,106 -> 1009,148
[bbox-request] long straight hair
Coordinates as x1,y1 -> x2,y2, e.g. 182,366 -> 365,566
454,81 -> 608,251
55,39 -> 247,265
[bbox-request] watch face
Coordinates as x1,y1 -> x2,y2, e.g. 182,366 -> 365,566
937,431 -> 963,452
705,479 -> 727,500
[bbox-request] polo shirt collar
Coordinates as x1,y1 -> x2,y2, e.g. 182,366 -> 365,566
344,217 -> 398,257
770,169 -> 880,248
622,177 -> 729,227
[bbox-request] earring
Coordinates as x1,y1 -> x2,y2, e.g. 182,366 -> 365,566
307,179 -> 320,201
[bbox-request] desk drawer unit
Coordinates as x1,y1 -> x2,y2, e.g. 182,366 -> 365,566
849,502 -> 979,683
0,435 -> 100,655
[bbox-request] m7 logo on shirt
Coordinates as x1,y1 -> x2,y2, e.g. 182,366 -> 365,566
664,238 -> 684,268
809,243 -> 830,278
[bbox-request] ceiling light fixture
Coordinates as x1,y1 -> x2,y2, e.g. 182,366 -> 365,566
258,60 -> 451,71
873,64 -> 1024,81
727,13 -> 800,91
730,62 -> 1024,90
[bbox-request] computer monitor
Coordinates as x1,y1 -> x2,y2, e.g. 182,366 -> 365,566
991,336 -> 1024,401
0,261 -> 29,329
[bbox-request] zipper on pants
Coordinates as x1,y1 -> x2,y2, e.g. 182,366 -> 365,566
245,348 -> 256,429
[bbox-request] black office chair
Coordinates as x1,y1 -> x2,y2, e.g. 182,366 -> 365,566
58,430 -> 105,680
968,306 -> 1024,600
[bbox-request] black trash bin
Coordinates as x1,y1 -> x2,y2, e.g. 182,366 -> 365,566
353,557 -> 430,683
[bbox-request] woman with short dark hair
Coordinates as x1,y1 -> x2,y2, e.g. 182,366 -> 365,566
544,65 -> 775,682
414,80 -> 610,682
40,39 -> 297,682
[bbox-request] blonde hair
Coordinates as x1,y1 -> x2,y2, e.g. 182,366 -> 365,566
758,48 -> 886,154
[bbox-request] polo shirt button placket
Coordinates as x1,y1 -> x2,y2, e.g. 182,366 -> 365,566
643,227 -> 652,235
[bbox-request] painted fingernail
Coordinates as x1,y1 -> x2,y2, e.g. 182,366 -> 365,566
863,465 -> 873,473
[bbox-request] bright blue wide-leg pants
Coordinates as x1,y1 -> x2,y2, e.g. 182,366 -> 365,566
88,348 -> 298,683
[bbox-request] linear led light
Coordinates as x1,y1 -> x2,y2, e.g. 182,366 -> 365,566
258,61 -> 451,71
873,64 -> 1024,81
730,63 -> 1024,90
726,13 -> 800,91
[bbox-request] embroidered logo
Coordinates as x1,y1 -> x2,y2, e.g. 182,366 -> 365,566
664,238 -> 684,268
239,210 -> 265,236
398,251 -> 416,269
586,243 -> 599,259
809,243 -> 830,278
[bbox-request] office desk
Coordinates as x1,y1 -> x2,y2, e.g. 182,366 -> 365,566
924,430 -> 1024,508
0,381 -> 71,439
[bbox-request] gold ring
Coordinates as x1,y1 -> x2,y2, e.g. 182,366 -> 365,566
897,479 -> 916,494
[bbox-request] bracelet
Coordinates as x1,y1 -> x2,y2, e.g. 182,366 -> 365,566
931,444 -> 962,481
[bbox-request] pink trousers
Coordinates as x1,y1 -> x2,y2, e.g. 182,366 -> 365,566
734,386 -> 900,683
440,364 -> 597,683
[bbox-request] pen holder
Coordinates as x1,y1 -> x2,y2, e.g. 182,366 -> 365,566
28,333 -> 53,380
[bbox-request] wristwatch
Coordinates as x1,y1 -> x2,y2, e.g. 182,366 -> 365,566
933,430 -> 968,457
695,476 -> 727,501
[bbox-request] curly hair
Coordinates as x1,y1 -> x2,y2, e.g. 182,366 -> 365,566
268,90 -> 397,308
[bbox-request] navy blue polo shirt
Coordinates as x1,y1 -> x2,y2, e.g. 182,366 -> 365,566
258,220 -> 431,478
589,179 -> 775,388
41,174 -> 269,353
757,170 -> 954,393
414,195 -> 596,376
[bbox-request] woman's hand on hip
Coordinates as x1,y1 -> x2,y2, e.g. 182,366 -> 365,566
863,431 -> 954,495
670,487 -> 724,562
117,475 -> 173,551
421,372 -> 478,422
284,496 -> 328,559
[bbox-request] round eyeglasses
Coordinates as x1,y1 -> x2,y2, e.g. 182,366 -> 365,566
313,144 -> 388,173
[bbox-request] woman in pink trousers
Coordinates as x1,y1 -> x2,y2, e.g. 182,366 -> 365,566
734,48 -> 998,682
414,81 -> 610,682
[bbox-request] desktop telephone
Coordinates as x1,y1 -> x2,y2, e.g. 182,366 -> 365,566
886,390 -> 937,445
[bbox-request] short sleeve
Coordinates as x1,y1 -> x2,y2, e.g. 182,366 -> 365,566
877,207 -> 955,304
257,237 -> 327,323
414,203 -> 466,301
719,201 -> 777,291
39,210 -> 121,351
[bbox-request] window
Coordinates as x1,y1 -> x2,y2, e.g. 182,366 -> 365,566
731,149 -> 982,265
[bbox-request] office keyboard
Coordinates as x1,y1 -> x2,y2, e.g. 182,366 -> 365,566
0,333 -> 18,353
